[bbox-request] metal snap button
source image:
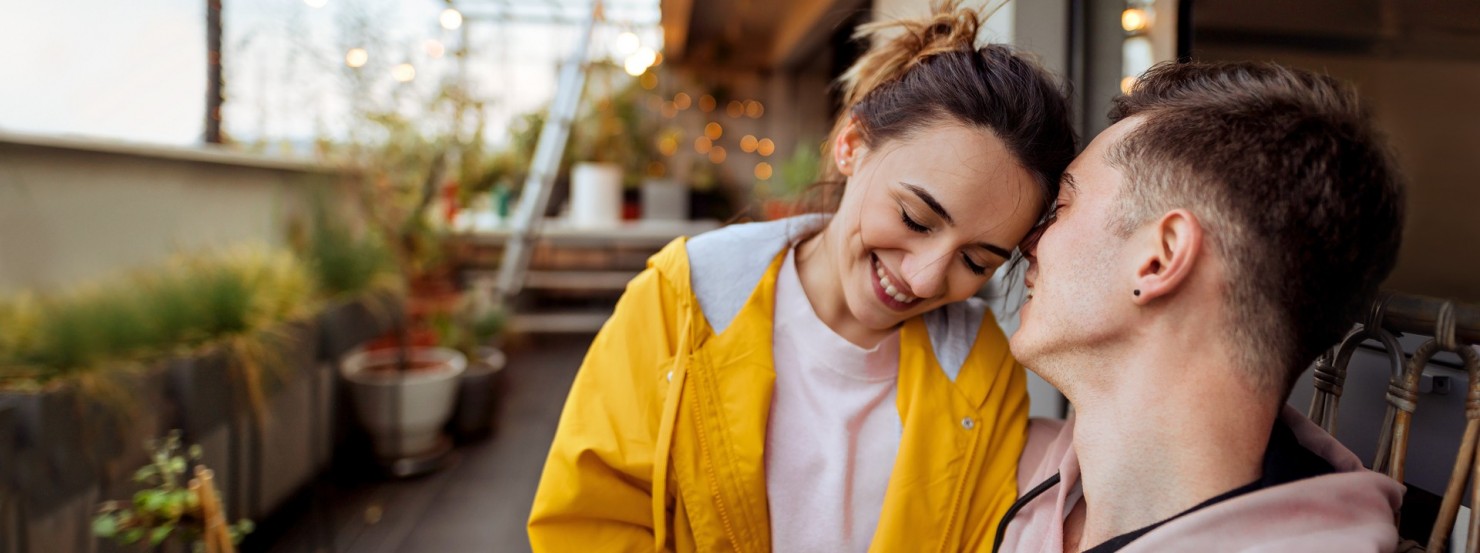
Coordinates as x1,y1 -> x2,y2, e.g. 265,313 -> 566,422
961,417 -> 975,430
666,371 -> 673,382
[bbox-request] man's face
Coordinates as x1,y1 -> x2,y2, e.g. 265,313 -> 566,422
1009,119 -> 1144,379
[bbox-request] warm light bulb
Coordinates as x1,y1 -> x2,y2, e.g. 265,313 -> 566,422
424,39 -> 445,58
1121,8 -> 1148,33
756,138 -> 775,157
1120,76 -> 1137,95
624,55 -> 649,76
754,162 -> 773,180
740,135 -> 758,153
440,8 -> 464,30
615,32 -> 640,55
392,63 -> 416,82
345,48 -> 368,68
704,122 -> 723,140
658,136 -> 679,156
633,47 -> 657,68
745,100 -> 764,118
674,93 -> 692,110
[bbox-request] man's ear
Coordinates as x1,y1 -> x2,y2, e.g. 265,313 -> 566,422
833,117 -> 866,177
1132,209 -> 1203,304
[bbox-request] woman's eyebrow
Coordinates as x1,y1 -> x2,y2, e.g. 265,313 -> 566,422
974,242 -> 1013,259
901,181 -> 1013,259
901,182 -> 953,225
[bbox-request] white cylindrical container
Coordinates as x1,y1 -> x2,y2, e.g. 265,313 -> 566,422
569,162 -> 624,227
641,178 -> 689,221
341,346 -> 467,458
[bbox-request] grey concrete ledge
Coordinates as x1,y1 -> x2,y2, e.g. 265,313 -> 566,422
0,129 -> 341,175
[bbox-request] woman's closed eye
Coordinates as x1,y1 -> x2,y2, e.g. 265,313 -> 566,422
901,208 -> 930,233
961,254 -> 988,275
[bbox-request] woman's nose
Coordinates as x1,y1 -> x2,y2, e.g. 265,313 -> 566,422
900,252 -> 950,299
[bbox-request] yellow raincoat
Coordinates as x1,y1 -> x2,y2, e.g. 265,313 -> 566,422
530,220 -> 1029,553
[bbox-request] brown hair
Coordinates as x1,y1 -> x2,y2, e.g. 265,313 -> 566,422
812,1 -> 1077,220
1107,61 -> 1406,394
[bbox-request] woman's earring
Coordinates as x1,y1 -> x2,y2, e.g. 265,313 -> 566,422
1133,289 -> 1141,297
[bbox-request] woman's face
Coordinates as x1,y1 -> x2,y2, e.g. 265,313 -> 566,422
826,119 -> 1042,332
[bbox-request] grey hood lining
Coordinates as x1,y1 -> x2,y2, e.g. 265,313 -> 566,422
685,215 -> 985,381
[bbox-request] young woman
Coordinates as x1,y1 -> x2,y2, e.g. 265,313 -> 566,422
529,3 -> 1076,552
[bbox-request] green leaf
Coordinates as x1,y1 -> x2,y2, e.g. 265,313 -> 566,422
230,519 -> 256,542
149,523 -> 175,546
168,457 -> 187,476
133,489 -> 157,510
121,528 -> 145,545
133,465 -> 159,483
91,514 -> 118,538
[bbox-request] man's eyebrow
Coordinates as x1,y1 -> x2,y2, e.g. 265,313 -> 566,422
1061,172 -> 1079,192
901,183 -> 953,225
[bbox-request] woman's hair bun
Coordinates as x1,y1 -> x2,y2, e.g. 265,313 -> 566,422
837,1 -> 985,109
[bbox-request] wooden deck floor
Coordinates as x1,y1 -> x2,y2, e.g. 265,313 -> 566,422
254,334 -> 592,553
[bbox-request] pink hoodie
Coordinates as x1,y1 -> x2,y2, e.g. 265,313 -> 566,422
996,406 -> 1404,552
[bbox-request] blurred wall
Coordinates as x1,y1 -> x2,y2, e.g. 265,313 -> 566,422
0,131 -> 340,296
1193,47 -> 1480,303
874,0 -> 1016,44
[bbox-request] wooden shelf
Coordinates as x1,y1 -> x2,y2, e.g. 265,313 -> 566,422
510,311 -> 613,334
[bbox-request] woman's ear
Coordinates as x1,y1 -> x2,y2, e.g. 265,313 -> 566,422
833,117 -> 865,177
1131,209 -> 1203,304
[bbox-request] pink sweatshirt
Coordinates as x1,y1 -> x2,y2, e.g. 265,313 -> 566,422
998,406 -> 1404,552
766,248 -> 901,552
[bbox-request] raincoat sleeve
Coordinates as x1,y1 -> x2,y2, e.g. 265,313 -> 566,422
528,264 -> 682,552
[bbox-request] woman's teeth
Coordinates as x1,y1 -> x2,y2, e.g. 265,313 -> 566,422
875,263 -> 917,304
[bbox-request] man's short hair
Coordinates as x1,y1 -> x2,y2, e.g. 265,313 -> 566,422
1107,60 -> 1406,395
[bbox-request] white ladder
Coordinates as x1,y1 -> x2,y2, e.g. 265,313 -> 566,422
494,0 -> 603,303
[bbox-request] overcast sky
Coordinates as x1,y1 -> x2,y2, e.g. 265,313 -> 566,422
0,0 -> 659,149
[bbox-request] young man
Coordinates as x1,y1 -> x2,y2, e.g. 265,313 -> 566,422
996,61 -> 1407,552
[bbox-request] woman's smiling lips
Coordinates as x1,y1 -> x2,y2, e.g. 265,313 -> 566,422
870,253 -> 922,311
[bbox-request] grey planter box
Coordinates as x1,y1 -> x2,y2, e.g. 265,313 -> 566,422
0,291 -> 405,553
1,378 -> 147,553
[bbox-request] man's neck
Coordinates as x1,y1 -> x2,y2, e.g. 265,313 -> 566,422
1063,345 -> 1277,551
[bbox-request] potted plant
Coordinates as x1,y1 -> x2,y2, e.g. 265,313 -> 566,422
567,63 -> 645,227
294,194 -> 403,359
338,342 -> 465,462
431,289 -> 508,441
93,431 -> 253,553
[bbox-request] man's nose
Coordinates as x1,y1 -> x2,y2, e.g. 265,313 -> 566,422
1020,225 -> 1045,262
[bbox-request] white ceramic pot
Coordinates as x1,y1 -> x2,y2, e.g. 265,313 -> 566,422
340,347 -> 467,458
641,178 -> 689,221
569,162 -> 623,227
